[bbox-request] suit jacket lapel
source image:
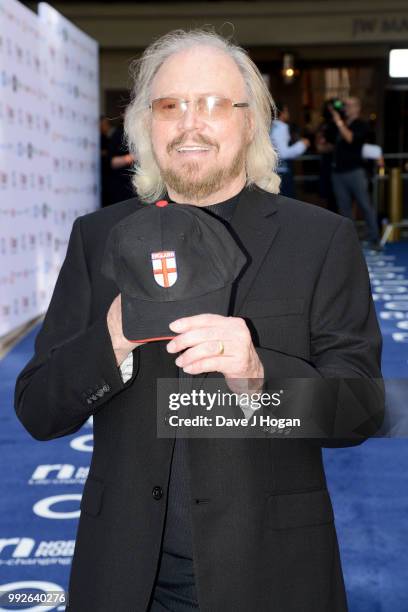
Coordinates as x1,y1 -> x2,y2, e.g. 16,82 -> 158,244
229,187 -> 280,315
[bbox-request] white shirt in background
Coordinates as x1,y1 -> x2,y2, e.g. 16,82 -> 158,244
270,119 -> 307,173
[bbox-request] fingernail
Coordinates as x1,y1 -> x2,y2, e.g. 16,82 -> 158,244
167,341 -> 175,353
169,320 -> 182,332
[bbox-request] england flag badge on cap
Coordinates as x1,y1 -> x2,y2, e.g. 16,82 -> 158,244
151,251 -> 177,288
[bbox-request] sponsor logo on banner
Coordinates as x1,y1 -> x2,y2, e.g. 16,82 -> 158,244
33,494 -> 81,519
0,539 -> 74,566
368,252 -> 408,346
380,312 -> 405,320
29,464 -> 89,485
70,434 -> 93,452
392,333 -> 408,343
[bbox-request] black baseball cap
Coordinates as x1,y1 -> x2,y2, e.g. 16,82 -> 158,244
101,200 -> 247,342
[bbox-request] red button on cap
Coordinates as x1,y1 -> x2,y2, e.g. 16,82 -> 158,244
156,200 -> 169,207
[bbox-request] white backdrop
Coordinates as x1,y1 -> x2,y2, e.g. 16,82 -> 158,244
0,0 -> 99,336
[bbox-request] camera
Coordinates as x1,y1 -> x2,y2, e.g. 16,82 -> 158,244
323,98 -> 346,123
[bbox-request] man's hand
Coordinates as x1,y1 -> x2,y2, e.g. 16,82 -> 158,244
328,106 -> 342,125
166,314 -> 264,394
110,153 -> 136,169
107,294 -> 144,366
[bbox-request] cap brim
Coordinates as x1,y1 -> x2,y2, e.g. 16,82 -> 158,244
121,284 -> 232,342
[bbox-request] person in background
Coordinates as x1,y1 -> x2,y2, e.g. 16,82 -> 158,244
100,115 -> 114,207
107,116 -> 136,205
330,97 -> 381,249
269,101 -> 310,197
315,100 -> 339,213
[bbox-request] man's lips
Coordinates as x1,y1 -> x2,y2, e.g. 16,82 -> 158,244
175,145 -> 212,153
167,136 -> 218,154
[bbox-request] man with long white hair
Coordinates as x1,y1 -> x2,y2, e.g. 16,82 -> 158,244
15,28 -> 383,612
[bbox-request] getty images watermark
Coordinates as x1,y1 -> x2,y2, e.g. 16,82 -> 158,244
156,379 -> 303,438
167,389 -> 298,429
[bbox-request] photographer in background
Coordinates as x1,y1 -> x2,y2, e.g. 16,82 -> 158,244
330,97 -> 381,250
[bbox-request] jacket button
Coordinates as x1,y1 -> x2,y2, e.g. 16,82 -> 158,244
152,486 -> 163,500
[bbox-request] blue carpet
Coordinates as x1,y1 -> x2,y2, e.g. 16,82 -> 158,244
324,242 -> 408,612
0,326 -> 91,609
0,242 -> 407,610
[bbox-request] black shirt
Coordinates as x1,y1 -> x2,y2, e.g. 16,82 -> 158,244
332,118 -> 368,173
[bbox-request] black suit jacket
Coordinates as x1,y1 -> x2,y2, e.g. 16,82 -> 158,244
15,186 -> 383,612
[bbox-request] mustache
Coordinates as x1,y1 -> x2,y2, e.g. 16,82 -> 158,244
167,133 -> 219,153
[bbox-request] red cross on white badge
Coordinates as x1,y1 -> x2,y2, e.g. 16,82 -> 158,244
151,251 -> 177,287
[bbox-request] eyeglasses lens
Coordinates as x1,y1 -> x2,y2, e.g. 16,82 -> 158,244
152,96 -> 231,120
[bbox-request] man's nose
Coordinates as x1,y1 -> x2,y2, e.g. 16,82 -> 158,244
177,102 -> 205,131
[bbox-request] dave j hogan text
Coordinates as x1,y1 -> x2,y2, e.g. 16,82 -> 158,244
166,414 -> 301,429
